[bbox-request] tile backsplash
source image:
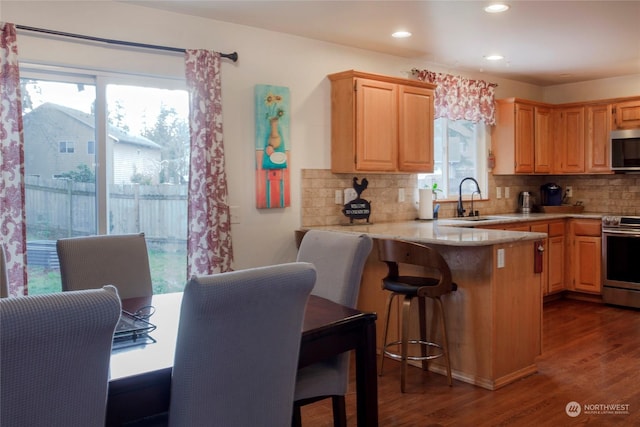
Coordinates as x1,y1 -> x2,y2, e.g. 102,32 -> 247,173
300,169 -> 640,227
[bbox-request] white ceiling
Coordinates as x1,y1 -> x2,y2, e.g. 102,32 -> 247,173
125,0 -> 640,87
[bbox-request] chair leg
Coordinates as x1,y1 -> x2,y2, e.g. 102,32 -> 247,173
331,396 -> 347,427
400,295 -> 412,393
435,297 -> 453,386
418,296 -> 428,371
291,404 -> 302,427
379,291 -> 396,376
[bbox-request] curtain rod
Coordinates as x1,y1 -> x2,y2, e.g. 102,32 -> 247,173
15,24 -> 238,62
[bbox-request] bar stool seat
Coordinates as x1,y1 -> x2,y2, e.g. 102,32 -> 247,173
376,238 -> 457,392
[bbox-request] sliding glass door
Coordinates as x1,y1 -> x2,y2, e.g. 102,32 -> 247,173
21,70 -> 189,294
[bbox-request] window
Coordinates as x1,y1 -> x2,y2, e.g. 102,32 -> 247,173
21,69 -> 190,296
59,141 -> 75,153
417,118 -> 488,200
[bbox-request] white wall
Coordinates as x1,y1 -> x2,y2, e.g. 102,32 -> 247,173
4,1 -> 639,269
543,74 -> 640,104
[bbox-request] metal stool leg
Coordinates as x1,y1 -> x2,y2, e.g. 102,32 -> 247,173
400,294 -> 412,393
378,291 -> 396,376
435,296 -> 453,386
418,296 -> 428,371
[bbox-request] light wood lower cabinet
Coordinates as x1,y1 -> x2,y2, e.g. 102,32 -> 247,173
547,221 -> 566,294
483,220 -> 565,295
568,219 -> 602,294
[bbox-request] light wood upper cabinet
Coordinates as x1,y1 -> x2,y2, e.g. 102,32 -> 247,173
493,99 -> 554,175
534,106 -> 553,173
329,70 -> 435,173
586,103 -> 612,172
398,85 -> 434,172
355,78 -> 397,171
612,100 -> 640,130
493,99 -> 535,174
555,107 -> 585,173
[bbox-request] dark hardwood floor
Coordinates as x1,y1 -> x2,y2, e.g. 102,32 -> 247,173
300,298 -> 640,426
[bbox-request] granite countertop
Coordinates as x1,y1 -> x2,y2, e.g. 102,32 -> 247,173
434,212 -> 604,227
304,212 -> 605,248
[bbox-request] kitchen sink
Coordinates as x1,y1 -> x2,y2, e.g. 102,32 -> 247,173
447,215 -> 510,222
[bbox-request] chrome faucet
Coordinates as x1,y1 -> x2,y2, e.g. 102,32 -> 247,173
457,177 -> 482,217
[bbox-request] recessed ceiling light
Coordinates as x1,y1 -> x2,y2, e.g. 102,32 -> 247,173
484,54 -> 504,61
484,3 -> 510,13
392,31 -> 412,38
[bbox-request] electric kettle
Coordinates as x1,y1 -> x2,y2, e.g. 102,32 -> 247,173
518,191 -> 531,214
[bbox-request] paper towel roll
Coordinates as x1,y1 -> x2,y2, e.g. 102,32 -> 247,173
418,189 -> 433,219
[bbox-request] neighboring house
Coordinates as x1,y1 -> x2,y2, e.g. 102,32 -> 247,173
22,103 -> 162,184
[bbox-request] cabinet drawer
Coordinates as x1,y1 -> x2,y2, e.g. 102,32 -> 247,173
530,223 -> 548,233
572,220 -> 600,236
548,221 -> 565,237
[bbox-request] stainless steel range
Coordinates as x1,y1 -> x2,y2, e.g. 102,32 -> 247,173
602,216 -> 640,309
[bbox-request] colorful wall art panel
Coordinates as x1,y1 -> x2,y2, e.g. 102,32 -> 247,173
255,84 -> 291,208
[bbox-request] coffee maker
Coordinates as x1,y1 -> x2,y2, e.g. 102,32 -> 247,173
540,183 -> 563,206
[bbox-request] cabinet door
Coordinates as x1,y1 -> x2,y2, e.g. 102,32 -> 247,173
515,103 -> 535,173
398,85 -> 434,172
530,223 -> 549,294
586,104 -> 612,172
612,100 -> 640,129
573,236 -> 602,293
355,78 -> 397,171
548,235 -> 565,293
556,107 -> 585,173
534,106 -> 553,173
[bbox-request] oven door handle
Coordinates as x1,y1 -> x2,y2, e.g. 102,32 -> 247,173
603,229 -> 640,236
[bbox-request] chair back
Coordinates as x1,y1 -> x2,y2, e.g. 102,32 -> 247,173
296,230 -> 372,308
376,238 -> 455,297
57,233 -> 153,299
0,286 -> 121,426
169,262 -> 316,427
0,244 -> 8,298
293,230 -> 372,406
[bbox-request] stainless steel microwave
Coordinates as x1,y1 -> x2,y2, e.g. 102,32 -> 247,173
611,128 -> 640,172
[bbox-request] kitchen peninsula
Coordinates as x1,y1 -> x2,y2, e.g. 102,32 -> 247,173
301,221 -> 547,390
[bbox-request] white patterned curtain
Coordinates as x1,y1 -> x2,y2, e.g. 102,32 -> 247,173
412,68 -> 497,125
0,22 -> 28,296
184,50 -> 233,276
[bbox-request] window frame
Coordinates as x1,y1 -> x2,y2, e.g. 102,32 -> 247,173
418,118 -> 489,201
21,65 -> 188,235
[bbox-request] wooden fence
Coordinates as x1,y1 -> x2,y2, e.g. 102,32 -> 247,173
25,176 -> 188,242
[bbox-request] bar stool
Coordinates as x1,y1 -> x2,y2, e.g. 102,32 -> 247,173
376,238 -> 457,392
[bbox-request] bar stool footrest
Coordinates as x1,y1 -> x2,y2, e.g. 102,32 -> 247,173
382,339 -> 444,362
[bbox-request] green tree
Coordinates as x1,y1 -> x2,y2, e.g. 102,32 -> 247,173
108,100 -> 130,133
19,79 -> 39,113
57,164 -> 95,183
143,104 -> 190,184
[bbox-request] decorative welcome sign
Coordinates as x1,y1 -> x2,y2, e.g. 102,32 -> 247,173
342,177 -> 371,224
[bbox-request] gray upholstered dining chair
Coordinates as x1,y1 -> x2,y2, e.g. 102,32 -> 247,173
0,285 -> 121,426
56,233 -> 153,299
169,262 -> 316,427
292,230 -> 373,427
0,244 -> 8,298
